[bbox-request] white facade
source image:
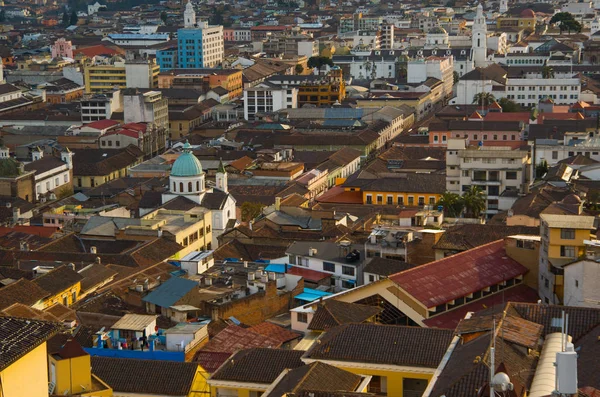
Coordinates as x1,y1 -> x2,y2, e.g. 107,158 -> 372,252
447,139 -> 530,216
125,61 -> 157,90
452,76 -> 581,106
471,4 -> 488,68
297,41 -> 319,58
561,1 -> 593,16
32,151 -> 73,200
563,260 -> 600,307
243,82 -> 297,120
535,137 -> 600,168
123,91 -> 169,130
179,251 -> 215,275
80,92 -> 122,123
499,0 -> 508,13
407,56 -> 454,98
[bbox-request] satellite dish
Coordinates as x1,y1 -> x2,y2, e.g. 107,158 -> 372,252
492,372 -> 514,393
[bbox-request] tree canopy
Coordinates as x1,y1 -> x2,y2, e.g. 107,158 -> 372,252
307,56 -> 334,69
550,12 -> 582,33
498,97 -> 521,112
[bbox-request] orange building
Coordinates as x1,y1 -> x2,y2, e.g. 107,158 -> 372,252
42,78 -> 84,104
158,68 -> 243,98
298,67 -> 346,107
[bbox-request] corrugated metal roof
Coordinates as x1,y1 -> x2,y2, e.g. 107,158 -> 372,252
390,240 -> 528,308
111,314 -> 157,331
142,277 -> 198,307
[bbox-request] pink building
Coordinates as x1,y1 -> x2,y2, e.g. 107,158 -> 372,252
51,38 -> 73,59
223,28 -> 235,42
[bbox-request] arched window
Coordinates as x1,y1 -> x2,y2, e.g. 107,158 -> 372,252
179,182 -> 184,192
188,182 -> 193,192
477,38 -> 481,47
173,182 -> 176,192
196,181 -> 200,191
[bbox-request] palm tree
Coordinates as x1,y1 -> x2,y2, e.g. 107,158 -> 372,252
462,186 -> 486,218
541,65 -> 555,79
473,92 -> 496,107
437,192 -> 464,218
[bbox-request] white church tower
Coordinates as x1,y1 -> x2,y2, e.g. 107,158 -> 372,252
499,0 -> 508,14
472,4 -> 488,68
215,159 -> 228,193
184,0 -> 196,28
592,16 -> 600,36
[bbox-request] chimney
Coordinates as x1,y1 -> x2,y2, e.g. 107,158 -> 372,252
268,272 -> 277,281
157,227 -> 163,237
248,272 -> 256,281
275,196 -> 281,211
95,257 -> 101,264
260,274 -> 268,283
12,208 -> 20,225
249,220 -> 253,231
68,263 -> 75,271
90,246 -> 97,254
143,279 -> 149,291
205,277 -> 213,286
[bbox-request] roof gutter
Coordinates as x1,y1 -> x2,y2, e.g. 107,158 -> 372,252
421,312 -> 472,397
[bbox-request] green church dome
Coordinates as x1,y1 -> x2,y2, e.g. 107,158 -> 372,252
171,142 -> 203,177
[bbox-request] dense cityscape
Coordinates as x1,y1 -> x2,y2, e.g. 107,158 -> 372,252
0,0 -> 597,395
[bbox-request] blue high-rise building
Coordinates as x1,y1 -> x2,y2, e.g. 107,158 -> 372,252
177,24 -> 224,69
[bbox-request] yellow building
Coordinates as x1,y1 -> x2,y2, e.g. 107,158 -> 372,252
91,356 -> 210,396
539,213 -> 595,304
298,66 -> 346,107
343,173 -> 446,206
0,317 -> 59,397
302,323 -> 454,397
209,348 -> 306,397
73,145 -> 144,190
496,8 -> 536,30
32,265 -> 83,308
48,339 -> 112,396
84,57 -> 160,94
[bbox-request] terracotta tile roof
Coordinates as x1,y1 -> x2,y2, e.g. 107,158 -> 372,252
315,186 -> 363,204
501,315 -> 543,349
305,323 -> 453,368
0,278 -> 50,311
266,362 -> 363,397
0,317 -> 59,371
200,324 -> 283,354
73,44 -> 121,57
211,348 -> 305,384
248,322 -> 301,344
286,266 -> 331,282
72,145 -> 143,177
363,257 -> 418,276
194,351 -> 232,373
32,265 -> 83,296
433,224 -> 539,252
91,357 -> 202,395
79,263 -> 118,292
0,302 -> 58,321
308,300 -> 381,331
391,240 -> 529,309
44,303 -> 76,322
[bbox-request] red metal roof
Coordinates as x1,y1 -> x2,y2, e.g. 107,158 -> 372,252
286,266 -> 331,282
73,44 -> 120,58
84,119 -> 120,130
389,240 -> 529,309
484,112 -> 530,123
422,284 -> 540,329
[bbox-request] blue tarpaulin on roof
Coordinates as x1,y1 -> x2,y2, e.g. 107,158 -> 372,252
295,288 -> 332,302
265,264 -> 291,273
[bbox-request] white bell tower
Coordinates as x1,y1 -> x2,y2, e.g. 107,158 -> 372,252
472,4 -> 488,68
499,0 -> 508,14
184,0 -> 196,28
215,159 -> 228,193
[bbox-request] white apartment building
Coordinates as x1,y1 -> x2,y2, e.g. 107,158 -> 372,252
447,139 -> 530,217
286,241 -> 363,292
80,92 -> 122,123
25,148 -> 74,201
534,132 -> 600,168
452,68 -> 581,107
407,55 -> 454,99
243,82 -> 297,120
123,90 -> 169,131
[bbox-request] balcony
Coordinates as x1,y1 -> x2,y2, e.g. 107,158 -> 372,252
472,179 -> 501,185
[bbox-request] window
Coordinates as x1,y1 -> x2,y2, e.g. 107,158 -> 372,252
342,280 -> 355,289
561,228 -> 575,239
366,195 -> 372,204
398,196 -> 404,205
116,141 -> 120,147
64,174 -> 68,183
369,274 -> 375,282
418,197 -> 425,205
575,279 -> 579,288
506,171 -> 517,180
377,195 -> 383,204
387,196 -> 393,205
180,182 -> 184,192
368,375 -> 388,395
552,151 -> 558,160
545,278 -> 550,289
188,182 -> 193,192
560,245 -> 575,257
429,196 -> 436,204
297,312 -> 308,323
323,262 -> 335,272
342,265 -> 355,276
408,196 -> 414,205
